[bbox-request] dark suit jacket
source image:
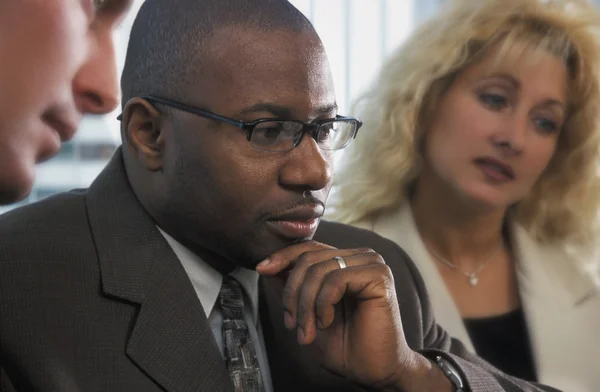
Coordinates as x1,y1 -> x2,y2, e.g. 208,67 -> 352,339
0,151 -> 560,392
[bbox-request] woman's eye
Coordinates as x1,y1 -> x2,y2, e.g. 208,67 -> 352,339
534,117 -> 560,134
479,93 -> 508,110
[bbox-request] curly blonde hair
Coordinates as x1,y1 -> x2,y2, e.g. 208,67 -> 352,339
329,0 -> 600,248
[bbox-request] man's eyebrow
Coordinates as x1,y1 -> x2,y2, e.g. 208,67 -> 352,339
315,103 -> 339,116
238,103 -> 292,118
237,102 -> 339,119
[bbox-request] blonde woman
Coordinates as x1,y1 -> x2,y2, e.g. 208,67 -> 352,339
329,0 -> 600,390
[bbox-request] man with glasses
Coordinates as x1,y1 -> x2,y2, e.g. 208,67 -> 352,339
0,0 -> 133,205
117,95 -> 361,152
0,1 -> 561,391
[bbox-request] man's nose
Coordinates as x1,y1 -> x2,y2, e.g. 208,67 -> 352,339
72,31 -> 120,115
279,136 -> 333,192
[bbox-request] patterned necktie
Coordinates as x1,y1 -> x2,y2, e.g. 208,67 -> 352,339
219,276 -> 264,392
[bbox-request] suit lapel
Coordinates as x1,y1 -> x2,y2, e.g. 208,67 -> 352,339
86,150 -> 233,392
125,251 -> 233,392
259,276 -> 366,392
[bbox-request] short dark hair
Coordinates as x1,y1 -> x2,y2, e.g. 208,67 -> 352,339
121,0 -> 313,106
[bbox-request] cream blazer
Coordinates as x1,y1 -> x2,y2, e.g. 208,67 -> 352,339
354,203 -> 600,392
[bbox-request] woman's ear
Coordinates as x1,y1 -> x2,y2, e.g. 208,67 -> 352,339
121,97 -> 165,172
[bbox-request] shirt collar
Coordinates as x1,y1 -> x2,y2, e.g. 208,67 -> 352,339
158,228 -> 260,323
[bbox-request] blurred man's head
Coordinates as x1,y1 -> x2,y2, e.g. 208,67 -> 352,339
0,0 -> 133,204
120,0 -> 359,271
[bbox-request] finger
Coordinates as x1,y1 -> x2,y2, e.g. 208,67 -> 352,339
296,253 -> 384,344
283,248 -> 379,330
311,264 -> 396,342
256,240 -> 334,275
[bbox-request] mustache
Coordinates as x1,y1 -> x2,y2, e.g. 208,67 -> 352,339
259,196 -> 326,220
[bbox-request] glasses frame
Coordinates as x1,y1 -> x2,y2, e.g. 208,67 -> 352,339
120,95 -> 362,152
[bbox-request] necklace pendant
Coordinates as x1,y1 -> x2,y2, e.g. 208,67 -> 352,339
468,274 -> 479,286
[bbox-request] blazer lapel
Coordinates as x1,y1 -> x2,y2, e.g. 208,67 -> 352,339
86,150 -> 233,392
512,224 -> 600,391
259,276 -> 366,392
369,203 -> 475,351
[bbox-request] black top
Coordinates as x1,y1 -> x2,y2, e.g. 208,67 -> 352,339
464,308 -> 537,382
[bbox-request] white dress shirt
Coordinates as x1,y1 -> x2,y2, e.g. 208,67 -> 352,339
159,228 -> 274,392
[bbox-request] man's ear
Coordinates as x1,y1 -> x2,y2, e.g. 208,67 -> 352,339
121,97 -> 165,172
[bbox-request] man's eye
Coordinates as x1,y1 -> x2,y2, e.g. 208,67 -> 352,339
260,128 -> 282,140
318,126 -> 334,142
255,122 -> 285,137
252,123 -> 286,146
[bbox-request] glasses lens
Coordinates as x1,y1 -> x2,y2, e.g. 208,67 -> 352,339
317,120 -> 356,150
250,121 -> 304,151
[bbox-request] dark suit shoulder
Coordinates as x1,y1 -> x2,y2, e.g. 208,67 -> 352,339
0,189 -> 93,264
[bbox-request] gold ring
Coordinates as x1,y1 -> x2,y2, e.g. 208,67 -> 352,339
334,256 -> 347,270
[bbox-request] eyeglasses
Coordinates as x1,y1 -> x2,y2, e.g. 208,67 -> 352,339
121,95 -> 362,152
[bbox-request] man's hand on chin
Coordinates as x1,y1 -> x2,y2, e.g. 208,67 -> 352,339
256,241 -> 454,392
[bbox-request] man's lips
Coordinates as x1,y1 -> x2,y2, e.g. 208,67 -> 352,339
42,106 -> 80,143
266,205 -> 324,239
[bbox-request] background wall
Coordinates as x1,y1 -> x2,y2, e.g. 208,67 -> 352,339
3,0 -> 597,213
